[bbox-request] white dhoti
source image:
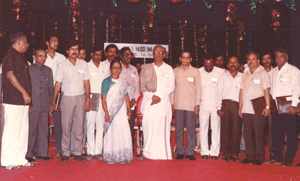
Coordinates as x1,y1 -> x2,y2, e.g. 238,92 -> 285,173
1,104 -> 29,166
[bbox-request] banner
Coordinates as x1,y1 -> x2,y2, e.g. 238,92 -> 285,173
104,43 -> 169,58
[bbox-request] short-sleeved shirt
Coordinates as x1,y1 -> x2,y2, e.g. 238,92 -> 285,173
101,77 -> 128,96
2,47 -> 31,105
241,66 -> 270,114
88,60 -> 109,94
55,58 -> 90,96
44,51 -> 66,84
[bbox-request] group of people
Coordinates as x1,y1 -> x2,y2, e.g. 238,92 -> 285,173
0,31 -> 299,170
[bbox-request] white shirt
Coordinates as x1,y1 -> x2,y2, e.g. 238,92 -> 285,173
120,63 -> 140,101
216,71 -> 242,109
88,60 -> 109,94
271,62 -> 300,107
102,59 -> 111,76
199,66 -> 225,111
44,51 -> 66,83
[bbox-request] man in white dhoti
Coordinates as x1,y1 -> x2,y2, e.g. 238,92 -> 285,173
140,45 -> 175,160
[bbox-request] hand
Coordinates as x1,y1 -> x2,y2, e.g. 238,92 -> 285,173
52,102 -> 59,112
29,106 -> 31,114
239,108 -> 243,118
22,91 -> 31,105
85,100 -> 90,112
286,106 -> 297,115
151,95 -> 161,106
49,104 -> 54,115
127,111 -> 132,120
297,112 -> 300,116
262,108 -> 271,117
105,112 -> 110,122
217,110 -> 224,117
194,106 -> 200,116
130,99 -> 136,108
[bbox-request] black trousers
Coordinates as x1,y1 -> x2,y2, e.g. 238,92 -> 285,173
271,112 -> 296,163
221,100 -> 241,157
243,114 -> 265,161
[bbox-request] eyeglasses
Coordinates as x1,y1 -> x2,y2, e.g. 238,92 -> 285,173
124,53 -> 133,57
154,51 -> 165,55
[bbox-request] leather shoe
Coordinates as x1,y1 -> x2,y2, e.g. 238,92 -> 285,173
70,154 -> 75,158
281,162 -> 292,167
202,155 -> 209,159
241,158 -> 253,164
60,156 -> 69,162
231,156 -> 240,162
74,155 -> 87,162
26,157 -> 35,163
176,154 -> 184,160
253,160 -> 263,166
211,156 -> 218,160
222,156 -> 229,162
36,157 -> 53,161
185,155 -> 196,161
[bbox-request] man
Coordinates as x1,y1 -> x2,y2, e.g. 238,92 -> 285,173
198,55 -> 224,160
172,50 -> 201,161
216,56 -> 242,162
119,47 -> 140,150
86,46 -> 108,160
52,41 -> 90,162
239,51 -> 271,166
140,45 -> 175,160
135,62 -> 142,76
1,32 -> 34,170
215,53 -> 225,69
79,48 -> 87,61
45,34 -> 66,157
26,48 -> 53,162
103,44 -> 118,70
270,48 -> 300,167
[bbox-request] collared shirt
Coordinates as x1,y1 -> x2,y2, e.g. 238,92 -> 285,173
102,59 -> 111,76
216,71 -> 242,109
271,62 -> 300,107
172,65 -> 201,111
120,63 -> 140,101
55,58 -> 90,96
88,60 -> 109,94
241,66 -> 270,114
199,66 -> 225,111
2,47 -> 31,105
44,51 -> 66,84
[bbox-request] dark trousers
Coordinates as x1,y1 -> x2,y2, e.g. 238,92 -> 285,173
53,110 -> 62,154
129,109 -> 135,147
271,113 -> 296,163
26,111 -> 49,157
221,100 -> 241,157
266,116 -> 274,159
243,114 -> 265,161
175,110 -> 196,156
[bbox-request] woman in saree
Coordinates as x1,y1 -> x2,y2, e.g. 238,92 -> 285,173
101,60 -> 133,164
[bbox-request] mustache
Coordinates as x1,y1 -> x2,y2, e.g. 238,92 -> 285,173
72,53 -> 77,55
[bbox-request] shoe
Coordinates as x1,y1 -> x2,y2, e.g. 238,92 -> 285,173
82,153 -> 87,157
36,157 -> 53,161
266,159 -> 282,165
74,155 -> 87,162
1,165 -> 21,170
176,154 -> 184,160
185,155 -> 196,161
70,154 -> 75,158
137,155 -> 145,160
231,156 -> 240,162
86,154 -> 94,160
241,158 -> 253,164
94,154 -> 103,160
222,156 -> 229,162
201,155 -> 209,159
296,163 -> 300,167
26,157 -> 35,163
281,162 -> 292,167
20,162 -> 35,167
56,153 -> 62,158
211,156 -> 218,160
60,156 -> 69,162
253,160 -> 263,166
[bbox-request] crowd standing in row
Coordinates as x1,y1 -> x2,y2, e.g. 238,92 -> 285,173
0,32 -> 299,170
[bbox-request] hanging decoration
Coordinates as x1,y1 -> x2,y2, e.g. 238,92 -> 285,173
92,19 -> 96,46
169,0 -> 184,3
272,8 -> 280,33
237,18 -> 245,41
119,20 -> 122,43
152,0 -> 157,11
283,0 -> 296,11
193,24 -> 199,68
142,21 -> 150,43
147,1 -> 156,28
203,0 -> 212,10
131,21 -> 135,43
55,17 -> 58,35
26,11 -> 38,50
168,22 -> 172,65
13,0 -> 23,20
128,0 -> 141,2
112,0 -> 117,7
179,18 -> 187,50
106,19 -> 108,42
226,25 -> 229,58
226,3 -> 237,25
204,25 -> 207,54
69,0 -> 81,40
109,14 -> 118,39
198,28 -> 205,49
80,18 -> 84,47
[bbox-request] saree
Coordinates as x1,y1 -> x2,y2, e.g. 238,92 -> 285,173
103,78 -> 133,163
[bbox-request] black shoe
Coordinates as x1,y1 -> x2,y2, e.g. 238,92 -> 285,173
74,155 -> 87,162
185,155 -> 196,161
202,155 -> 209,159
26,157 -> 35,163
253,160 -> 263,166
60,156 -> 69,162
70,154 -> 75,158
176,154 -> 184,160
231,156 -> 240,162
296,163 -> 300,167
82,153 -> 87,157
241,158 -> 253,164
211,156 -> 218,160
281,162 -> 292,167
36,157 -> 53,161
222,156 -> 229,162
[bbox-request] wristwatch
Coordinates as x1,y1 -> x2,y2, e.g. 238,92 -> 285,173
266,106 -> 270,109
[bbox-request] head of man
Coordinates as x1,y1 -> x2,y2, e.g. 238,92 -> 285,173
204,54 -> 214,73
261,50 -> 273,68
153,45 -> 166,63
246,50 -> 260,71
78,49 -> 86,60
91,46 -> 103,63
33,48 -> 47,66
110,60 -> 122,78
275,48 -> 288,69
105,44 -> 118,63
120,47 -> 133,66
215,53 -> 225,69
65,40 -> 79,59
179,50 -> 192,67
45,34 -> 59,51
227,56 -> 240,72
10,32 -> 29,54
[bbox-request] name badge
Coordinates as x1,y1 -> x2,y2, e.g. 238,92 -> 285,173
131,73 -> 136,78
286,97 -> 292,101
163,73 -> 169,78
253,79 -> 260,84
187,77 -> 194,83
90,72 -> 96,76
78,69 -> 84,74
211,78 -> 218,83
280,77 -> 288,83
236,83 -> 240,89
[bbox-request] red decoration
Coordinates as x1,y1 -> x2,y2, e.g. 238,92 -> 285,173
272,8 -> 280,33
128,0 -> 140,2
109,14 -> 118,38
169,0 -> 184,3
226,3 -> 237,25
146,2 -> 156,28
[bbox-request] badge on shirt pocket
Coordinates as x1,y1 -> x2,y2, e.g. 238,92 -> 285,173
78,69 -> 84,74
236,83 -> 240,89
211,78 -> 218,83
253,79 -> 260,84
162,73 -> 169,78
187,77 -> 194,83
131,73 -> 136,78
280,77 -> 288,83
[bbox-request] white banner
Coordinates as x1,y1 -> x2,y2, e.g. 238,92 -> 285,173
104,43 -> 169,58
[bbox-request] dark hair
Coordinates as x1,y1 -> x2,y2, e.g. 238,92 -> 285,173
261,50 -> 272,58
65,40 -> 80,51
180,49 -> 192,57
204,54 -> 214,62
275,48 -> 288,57
215,52 -> 225,60
33,47 -> 46,56
46,33 -> 58,43
227,55 -> 239,63
105,44 -> 119,54
246,50 -> 260,60
110,60 -> 122,70
91,45 -> 103,53
10,32 -> 26,45
119,47 -> 131,57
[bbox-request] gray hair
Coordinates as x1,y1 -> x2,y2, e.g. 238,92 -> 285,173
275,48 -> 288,58
10,32 -> 26,45
153,45 -> 166,53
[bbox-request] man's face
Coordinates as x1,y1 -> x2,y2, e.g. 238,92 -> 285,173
246,53 -> 260,70
275,51 -> 288,67
46,37 -> 58,51
262,54 -> 272,68
204,58 -> 214,73
91,50 -> 103,62
67,45 -> 79,59
227,56 -> 240,72
105,47 -> 117,62
179,52 -> 192,67
121,49 -> 133,65
34,50 -> 47,66
153,47 -> 165,62
111,62 -> 122,77
215,56 -> 225,68
19,37 -> 29,53
78,49 -> 86,60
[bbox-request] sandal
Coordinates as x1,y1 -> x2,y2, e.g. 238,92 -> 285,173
1,165 -> 21,170
20,162 -> 35,167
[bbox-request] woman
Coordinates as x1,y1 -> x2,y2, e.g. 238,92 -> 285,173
101,60 -> 133,164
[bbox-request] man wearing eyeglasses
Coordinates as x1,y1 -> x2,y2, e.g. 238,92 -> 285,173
119,47 -> 140,151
